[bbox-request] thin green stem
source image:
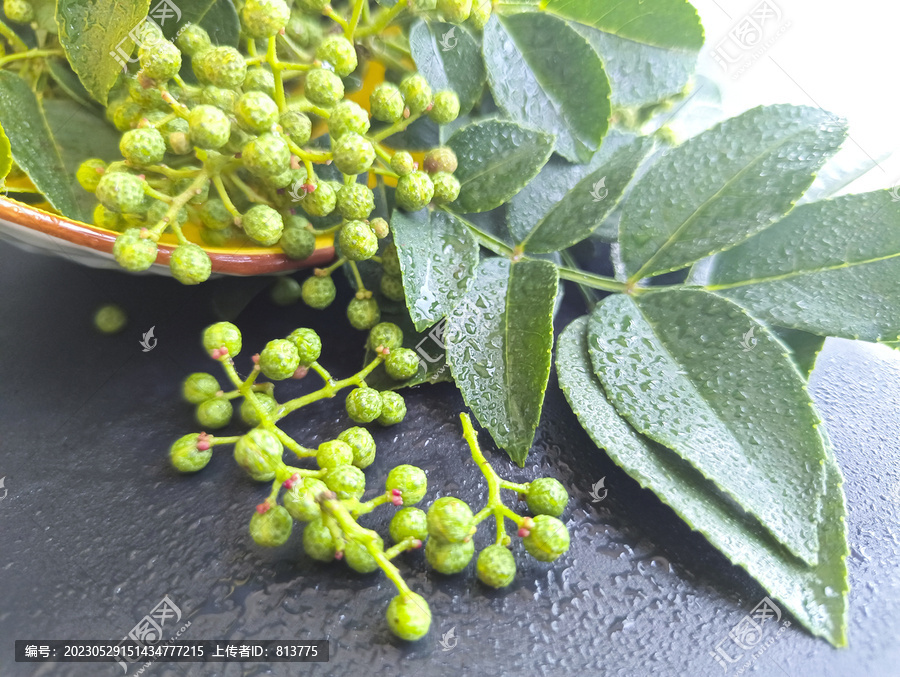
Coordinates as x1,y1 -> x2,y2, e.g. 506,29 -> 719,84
555,264 -> 629,293
284,137 -> 332,163
445,208 -> 515,257
356,0 -> 409,38
208,436 -> 242,446
148,170 -> 211,237
278,356 -> 384,417
370,108 -> 426,142
309,362 -> 333,383
317,256 -> 347,277
324,7 -> 350,31
560,250 -> 597,308
347,0 -> 366,39
347,260 -> 367,292
0,48 -> 64,68
225,171 -> 272,206
269,425 -> 316,459
212,175 -> 241,218
0,19 -> 28,53
267,36 -> 287,112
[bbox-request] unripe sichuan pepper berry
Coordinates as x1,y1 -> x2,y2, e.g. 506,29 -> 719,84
196,396 -> 233,428
170,433 -> 212,472
175,23 -> 211,57
300,182 -> 336,217
426,496 -> 474,543
193,46 -> 247,89
96,172 -> 147,213
301,275 -> 336,309
386,592 -> 432,641
303,517 -> 336,561
429,90 -> 460,125
76,159 -> 107,192
338,220 -> 377,261
243,67 -> 276,97
305,68 -> 344,107
369,83 -> 405,123
438,0 -> 472,23
332,133 -> 375,176
3,0 -> 33,23
280,226 -> 316,260
93,204 -> 123,231
525,477 -> 569,517
390,507 -> 428,543
368,321 -> 403,352
328,101 -> 370,139
370,217 -> 390,238
424,147 -> 458,174
183,372 -> 220,403
249,504 -> 292,547
241,0 -> 290,39
386,465 -> 427,504
381,275 -> 406,302
347,297 -> 381,330
259,338 -> 301,380
242,205 -> 284,246
381,243 -> 401,277
287,327 -> 322,365
336,183 -> 375,220
188,105 -> 231,150
399,74 -> 433,115
385,348 -> 419,381
377,391 -> 406,426
202,321 -> 242,357
235,91 -> 279,133
242,133 -> 291,178
240,392 -> 278,426
323,464 -> 366,500
199,198 -> 233,230
233,428 -> 283,481
345,387 -> 382,423
280,110 -> 312,146
338,426 -> 376,468
396,171 -> 434,211
344,535 -> 382,574
139,39 -> 182,82
284,477 -> 328,522
431,172 -> 461,204
94,303 -> 127,334
316,35 -> 358,77
270,277 -> 303,306
522,514 -> 570,562
316,440 -> 354,468
113,228 -> 158,271
425,537 -> 474,574
476,544 -> 516,588
390,151 -> 415,176
200,85 -> 238,113
170,243 -> 212,285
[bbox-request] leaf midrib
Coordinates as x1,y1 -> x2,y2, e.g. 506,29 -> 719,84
456,125 -> 550,188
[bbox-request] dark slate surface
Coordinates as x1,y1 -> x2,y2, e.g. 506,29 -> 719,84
0,240 -> 898,677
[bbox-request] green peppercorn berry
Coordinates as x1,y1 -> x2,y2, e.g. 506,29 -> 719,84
249,504 -> 292,547
199,198 -> 234,231
233,428 -> 283,481
385,348 -> 419,381
380,274 -> 405,302
332,133 -> 375,176
386,465 -> 427,504
280,110 -> 312,146
170,243 -> 212,285
242,133 -> 291,178
93,303 -> 127,334
377,391 -> 406,426
196,397 -> 233,429
266,170 -> 294,190
270,276 -> 303,305
242,204 -> 285,246
139,39 -> 182,82
113,228 -> 158,271
316,440 -> 354,469
431,172 -> 461,204
93,204 -> 123,231
328,100 -> 370,140
298,181 -> 336,217
303,517 -> 336,561
347,297 -> 381,331
111,100 -> 144,132
438,0 -> 472,23
305,68 -> 344,107
425,537 -> 475,574
426,496 -> 474,543
523,514 -> 570,562
188,105 -> 231,150
223,125 -> 254,155
257,338 -> 299,380
370,82 -> 405,123
240,392 -> 279,426
476,544 -> 516,588
3,0 -> 33,23
241,0 -> 290,38
193,46 -> 247,89
286,327 -> 322,365
174,177 -> 209,205
202,321 -> 242,357
76,159 -> 107,193
243,67 -> 276,97
236,91 -> 279,133
423,147 -> 458,174
390,151 -> 416,177
399,74 -> 433,115
96,172 -> 147,214
469,0 -> 492,29
316,35 -> 358,77
336,183 -> 375,220
390,507 -> 428,543
175,23 -> 212,57
370,217 -> 390,239
525,477 -> 569,517
338,220 -> 377,261
337,427 -> 376,469
286,13 -> 322,46
429,90 -> 460,125
345,387 -> 382,423
200,85 -> 238,113
367,322 -> 403,353
386,592 -> 431,641
284,477 -> 328,522
344,535 -> 382,574
199,225 -> 232,247
183,372 -> 220,404
323,464 -> 366,501
301,275 -> 336,309
381,243 -> 401,277
170,433 -> 212,472
396,171 -> 434,211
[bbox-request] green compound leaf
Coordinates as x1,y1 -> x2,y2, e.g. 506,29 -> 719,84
517,135 -> 653,253
57,0 -> 151,105
707,190 -> 900,343
482,12 -> 610,163
447,119 -> 554,214
539,0 -> 704,52
587,289 -> 827,566
445,257 -> 559,465
158,0 -> 215,39
391,208 -> 479,332
557,316 -> 849,647
409,20 -> 486,115
771,327 -> 826,379
0,120 -> 10,185
0,72 -> 84,220
619,105 -> 848,283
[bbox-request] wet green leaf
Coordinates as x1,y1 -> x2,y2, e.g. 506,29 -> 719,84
198,0 -> 240,46
771,327 -> 826,378
409,20 -> 485,115
0,120 -> 10,184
